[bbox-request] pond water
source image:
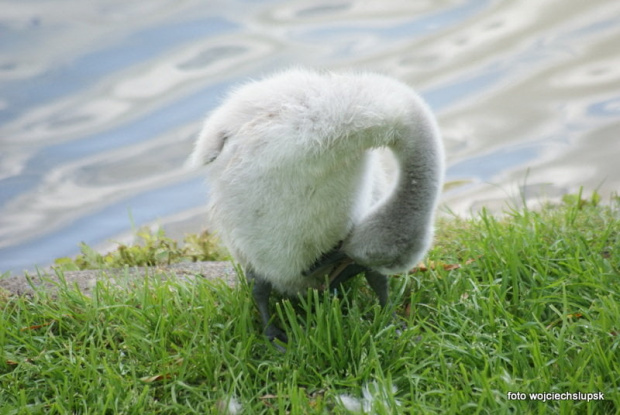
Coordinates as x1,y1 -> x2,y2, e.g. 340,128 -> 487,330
1,0 -> 619,274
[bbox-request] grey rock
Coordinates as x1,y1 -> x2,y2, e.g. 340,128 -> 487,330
0,261 -> 238,297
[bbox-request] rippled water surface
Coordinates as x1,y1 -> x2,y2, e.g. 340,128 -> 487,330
2,0 -> 620,273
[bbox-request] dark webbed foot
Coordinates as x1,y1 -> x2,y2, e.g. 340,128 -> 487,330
265,325 -> 288,352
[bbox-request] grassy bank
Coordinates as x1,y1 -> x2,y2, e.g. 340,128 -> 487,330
1,192 -> 619,414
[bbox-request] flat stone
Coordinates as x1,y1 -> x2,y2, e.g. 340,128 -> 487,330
0,261 -> 238,297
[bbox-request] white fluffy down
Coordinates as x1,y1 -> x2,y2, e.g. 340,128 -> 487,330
336,381 -> 401,413
215,396 -> 242,415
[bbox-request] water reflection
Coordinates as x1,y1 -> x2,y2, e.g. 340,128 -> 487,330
0,16 -> 238,125
1,0 -> 619,274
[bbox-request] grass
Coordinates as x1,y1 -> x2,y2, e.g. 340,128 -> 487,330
1,191 -> 619,414
52,228 -> 229,271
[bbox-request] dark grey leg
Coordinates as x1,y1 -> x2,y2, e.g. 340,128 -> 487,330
328,264 -> 389,308
248,270 -> 288,346
364,270 -> 406,334
364,270 -> 389,307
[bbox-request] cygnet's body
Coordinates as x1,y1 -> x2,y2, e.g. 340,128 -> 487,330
190,68 -> 444,344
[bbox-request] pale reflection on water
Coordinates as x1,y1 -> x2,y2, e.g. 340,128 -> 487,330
1,0 -> 619,273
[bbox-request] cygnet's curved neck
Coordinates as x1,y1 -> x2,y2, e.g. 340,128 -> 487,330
343,111 -> 444,273
387,122 -> 443,231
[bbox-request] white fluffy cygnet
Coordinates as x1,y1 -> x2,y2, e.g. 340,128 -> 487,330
190,68 -> 444,344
